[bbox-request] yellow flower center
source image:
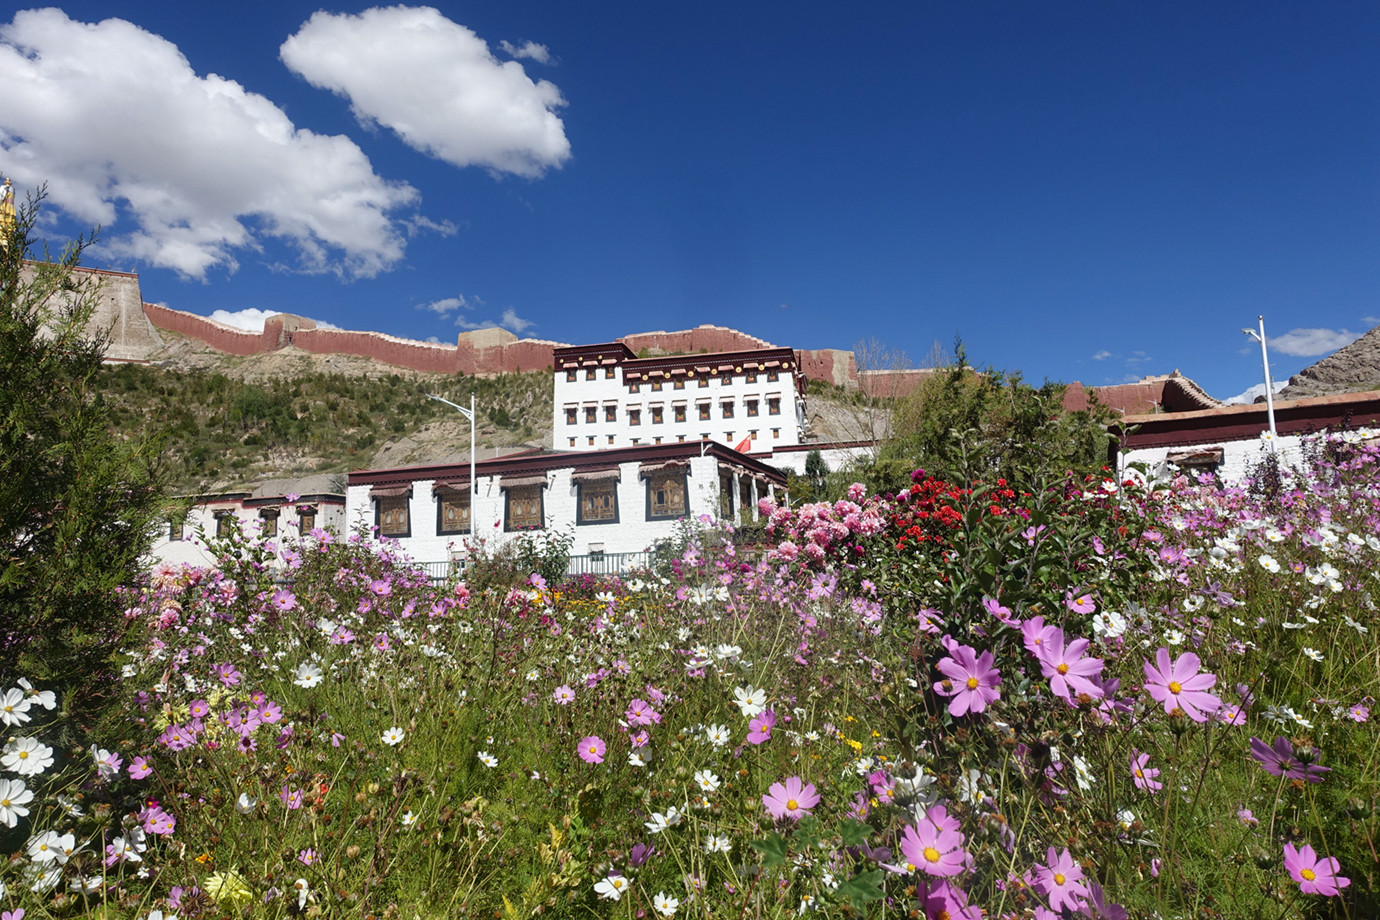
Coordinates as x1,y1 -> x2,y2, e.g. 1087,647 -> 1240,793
786,799 -> 798,810
17,751 -> 27,761
1301,868 -> 1316,881
1054,873 -> 1066,885
966,677 -> 979,689
923,846 -> 941,863
0,798 -> 9,807
1057,663 -> 1069,675
1168,681 -> 1182,694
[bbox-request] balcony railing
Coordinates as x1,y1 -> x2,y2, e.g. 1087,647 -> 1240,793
414,551 -> 653,584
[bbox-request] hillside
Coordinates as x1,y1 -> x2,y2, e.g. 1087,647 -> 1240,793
1278,324 -> 1380,400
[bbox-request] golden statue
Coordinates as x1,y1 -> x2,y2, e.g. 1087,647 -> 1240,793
0,177 -> 14,250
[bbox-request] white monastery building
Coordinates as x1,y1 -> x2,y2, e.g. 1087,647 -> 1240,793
552,343 -> 809,453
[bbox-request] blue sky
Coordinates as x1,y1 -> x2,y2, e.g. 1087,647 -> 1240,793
2,2 -> 1376,400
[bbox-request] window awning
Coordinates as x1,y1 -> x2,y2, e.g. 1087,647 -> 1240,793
431,478 -> 471,494
571,468 -> 621,483
640,459 -> 689,476
1166,448 -> 1224,467
500,474 -> 548,488
369,484 -> 412,498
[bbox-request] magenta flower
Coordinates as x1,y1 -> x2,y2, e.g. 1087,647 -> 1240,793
1035,630 -> 1104,703
1065,590 -> 1096,614
1142,648 -> 1220,721
270,589 -> 297,612
1130,750 -> 1162,792
898,803 -> 970,877
746,709 -> 777,745
1021,616 -> 1059,657
933,643 -> 1001,717
1249,736 -> 1330,783
1032,846 -> 1089,913
128,756 -> 153,780
983,597 -> 1020,626
140,803 -> 176,836
578,736 -> 606,764
1283,842 -> 1350,896
624,698 -> 660,726
761,776 -> 820,821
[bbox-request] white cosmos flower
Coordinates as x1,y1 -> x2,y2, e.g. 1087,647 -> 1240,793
293,662 -> 323,688
478,751 -> 498,768
1091,610 -> 1126,639
705,834 -> 732,853
1257,554 -> 1280,573
653,891 -> 680,916
381,727 -> 405,746
2,737 -> 54,776
714,644 -> 742,660
28,830 -> 75,864
1302,648 -> 1324,662
705,724 -> 730,746
732,685 -> 767,718
0,777 -> 33,827
628,751 -> 647,768
693,770 -> 720,793
17,679 -> 56,710
645,806 -> 683,834
0,689 -> 32,727
594,875 -> 629,901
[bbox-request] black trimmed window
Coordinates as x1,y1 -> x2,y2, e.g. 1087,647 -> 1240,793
652,379 -> 663,391
605,405 -> 617,423
629,409 -> 642,426
646,469 -> 688,520
604,366 -> 616,379
698,403 -> 711,420
215,511 -> 234,539
565,369 -> 577,382
299,506 -> 317,532
698,377 -> 709,388
577,480 -> 619,525
169,519 -> 185,542
746,372 -> 758,383
768,397 -> 781,415
565,406 -> 578,425
651,407 -> 664,424
673,379 -> 685,390
259,508 -> 279,538
746,399 -> 759,417
767,369 -> 780,382
437,489 -> 471,535
721,400 -> 734,418
674,405 -> 687,423
586,368 -> 596,380
584,406 -> 597,424
505,485 -> 545,531
377,496 -> 410,537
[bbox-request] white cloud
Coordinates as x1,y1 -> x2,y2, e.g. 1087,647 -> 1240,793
206,307 -> 338,332
281,7 -> 570,178
1091,350 -> 1112,361
418,295 -> 478,316
1223,380 -> 1288,406
0,8 -> 426,280
456,307 -> 534,335
500,39 -> 551,64
1268,327 -> 1361,357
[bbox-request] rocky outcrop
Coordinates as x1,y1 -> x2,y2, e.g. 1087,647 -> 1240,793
1279,326 -> 1380,399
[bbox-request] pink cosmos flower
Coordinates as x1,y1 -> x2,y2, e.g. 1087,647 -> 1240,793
552,685 -> 575,705
1032,846 -> 1088,913
761,776 -> 820,821
578,736 -> 606,764
128,756 -> 152,780
746,709 -> 777,745
983,596 -> 1020,626
1021,616 -> 1059,657
898,803 -> 970,878
1130,750 -> 1161,792
1249,736 -> 1330,783
1065,590 -> 1096,614
933,643 -> 1001,717
140,804 -> 176,836
625,698 -> 660,726
1142,648 -> 1220,721
1035,630 -> 1104,703
1283,842 -> 1350,896
270,589 -> 297,612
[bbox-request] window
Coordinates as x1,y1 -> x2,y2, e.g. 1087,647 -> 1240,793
673,378 -> 685,390
652,379 -> 663,392
299,506 -> 316,532
677,434 -> 686,442
651,406 -> 664,424
586,368 -> 596,380
605,405 -> 617,423
674,405 -> 687,423
698,403 -> 711,421
721,400 -> 734,418
768,397 -> 781,415
607,435 -> 616,445
746,399 -> 759,417
377,496 -> 410,537
746,371 -> 757,383
698,377 -> 709,388
259,508 -> 279,537
505,485 -> 544,531
566,369 -> 577,382
630,382 -> 641,393
629,409 -> 642,426
647,469 -> 688,520
632,438 -> 641,445
725,431 -> 734,442
578,480 -> 618,524
588,436 -> 596,446
772,428 -> 781,439
720,375 -> 731,386
215,511 -> 234,539
565,406 -> 577,425
749,430 -> 758,442
169,519 -> 184,542
767,368 -> 780,382
605,366 -> 615,379
654,436 -> 663,445
585,406 -> 597,424
437,489 -> 471,535
719,471 -> 735,520
569,437 -> 576,447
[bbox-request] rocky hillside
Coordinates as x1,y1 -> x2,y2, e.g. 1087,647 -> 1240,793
1278,325 -> 1380,399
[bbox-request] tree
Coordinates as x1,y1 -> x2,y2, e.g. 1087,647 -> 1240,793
0,185 -> 167,689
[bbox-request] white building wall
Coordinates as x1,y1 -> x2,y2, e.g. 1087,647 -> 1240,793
1119,434 -> 1307,483
553,368 -> 803,453
150,500 -> 347,569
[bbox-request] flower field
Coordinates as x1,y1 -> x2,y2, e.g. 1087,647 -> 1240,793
1,434 -> 1377,919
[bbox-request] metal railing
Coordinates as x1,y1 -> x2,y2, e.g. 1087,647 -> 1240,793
415,551 -> 653,584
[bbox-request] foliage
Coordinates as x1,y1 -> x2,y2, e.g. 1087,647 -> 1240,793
2,431 -> 1377,920
868,342 -> 1115,494
0,187 -> 166,689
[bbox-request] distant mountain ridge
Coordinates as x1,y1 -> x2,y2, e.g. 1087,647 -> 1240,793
1278,325 -> 1380,400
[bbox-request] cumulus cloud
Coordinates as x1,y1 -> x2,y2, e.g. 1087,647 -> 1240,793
1223,380 -> 1288,406
456,307 -> 533,335
500,39 -> 551,64
206,307 -> 338,332
417,295 -> 480,316
1091,350 -> 1112,361
1268,327 -> 1361,357
281,7 -> 570,177
0,8 -> 425,280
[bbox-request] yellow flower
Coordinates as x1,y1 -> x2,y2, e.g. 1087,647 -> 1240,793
204,869 -> 252,905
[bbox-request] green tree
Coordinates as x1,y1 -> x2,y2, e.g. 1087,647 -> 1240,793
0,186 -> 167,690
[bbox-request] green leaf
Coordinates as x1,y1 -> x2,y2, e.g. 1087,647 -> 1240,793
837,818 -> 871,848
748,832 -> 788,869
832,869 -> 885,910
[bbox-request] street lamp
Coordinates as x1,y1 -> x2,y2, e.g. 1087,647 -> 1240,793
426,393 -> 477,497
1241,316 -> 1278,452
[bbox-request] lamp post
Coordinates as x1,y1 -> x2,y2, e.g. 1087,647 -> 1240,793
1241,316 -> 1278,452
426,393 -> 477,497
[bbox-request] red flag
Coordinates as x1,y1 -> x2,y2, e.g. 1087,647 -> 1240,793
734,436 -> 753,452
